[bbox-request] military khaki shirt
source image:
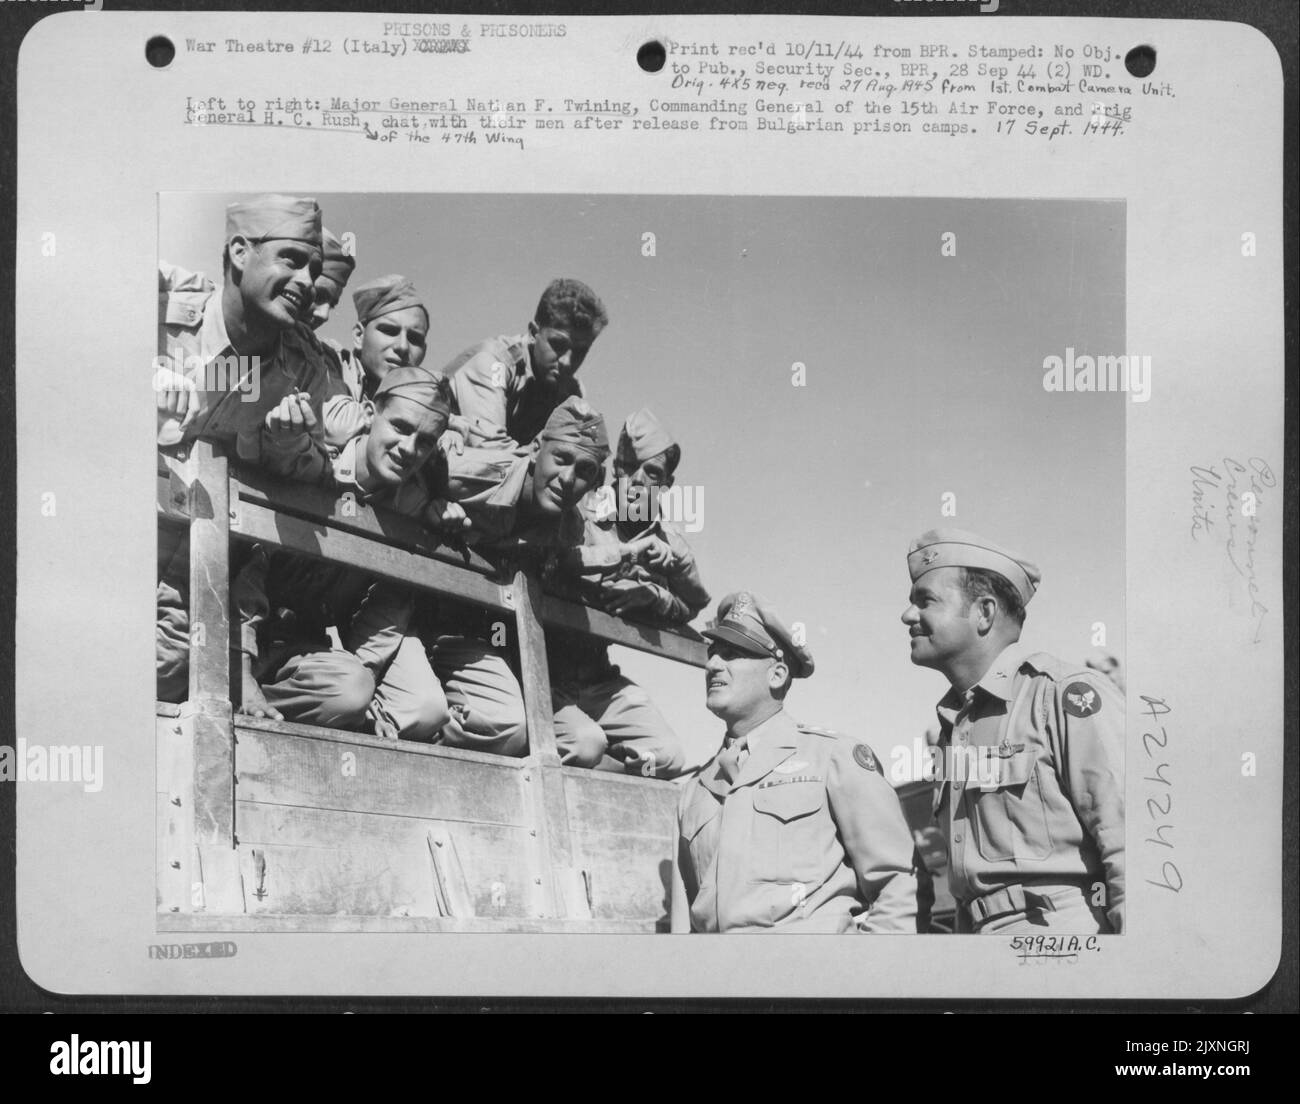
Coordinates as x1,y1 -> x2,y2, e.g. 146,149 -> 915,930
675,711 -> 918,933
443,335 -> 584,449
931,642 -> 1125,931
157,261 -> 333,482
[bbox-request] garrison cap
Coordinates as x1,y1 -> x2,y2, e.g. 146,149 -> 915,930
373,365 -> 452,417
702,590 -> 814,679
318,228 -> 356,292
352,275 -> 427,326
616,408 -> 676,470
907,528 -> 1041,606
538,397 -> 610,464
225,194 -> 322,249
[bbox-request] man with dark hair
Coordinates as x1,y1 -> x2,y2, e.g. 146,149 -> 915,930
442,278 -> 609,450
548,409 -> 710,778
672,592 -> 918,932
901,528 -> 1125,934
322,275 -> 431,450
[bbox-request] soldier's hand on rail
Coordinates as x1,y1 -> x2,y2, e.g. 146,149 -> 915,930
238,681 -> 283,722
265,391 -> 319,440
154,367 -> 199,439
604,580 -> 658,617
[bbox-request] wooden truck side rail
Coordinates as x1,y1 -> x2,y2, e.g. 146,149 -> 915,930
157,441 -> 706,933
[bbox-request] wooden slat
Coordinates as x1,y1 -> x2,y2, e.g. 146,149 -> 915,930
563,772 -> 677,926
235,803 -> 532,919
535,594 -> 708,667
232,498 -> 514,613
235,726 -> 529,826
160,476 -> 708,669
186,440 -> 231,707
231,467 -> 500,578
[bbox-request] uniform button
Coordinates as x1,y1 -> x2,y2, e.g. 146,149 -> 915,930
953,834 -> 963,845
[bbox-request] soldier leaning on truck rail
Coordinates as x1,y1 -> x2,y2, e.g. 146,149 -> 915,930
546,408 -> 711,780
901,528 -> 1125,934
321,275 -> 431,452
303,227 -> 357,334
440,278 -> 609,452
233,366 -> 457,739
416,396 -> 612,764
156,194 -> 339,702
672,592 -> 919,933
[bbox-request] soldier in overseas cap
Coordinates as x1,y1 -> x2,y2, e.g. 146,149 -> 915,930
321,274 -> 432,450
902,528 -> 1125,934
305,228 -> 357,332
441,278 -> 609,452
548,408 -> 711,779
156,194 -> 339,703
234,366 -> 454,738
672,591 -> 918,933
419,396 -> 612,764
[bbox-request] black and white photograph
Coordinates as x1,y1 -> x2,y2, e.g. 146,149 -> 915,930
4,5 -> 1291,1025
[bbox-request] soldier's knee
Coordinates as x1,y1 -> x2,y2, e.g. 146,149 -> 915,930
560,722 -> 608,769
322,665 -> 376,730
399,693 -> 451,743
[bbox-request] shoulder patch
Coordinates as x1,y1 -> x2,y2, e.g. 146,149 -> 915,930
1062,680 -> 1104,719
852,743 -> 882,772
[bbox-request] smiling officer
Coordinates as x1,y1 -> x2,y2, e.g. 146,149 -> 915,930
901,528 -> 1125,934
672,591 -> 918,933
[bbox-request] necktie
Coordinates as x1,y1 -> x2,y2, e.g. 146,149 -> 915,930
717,734 -> 750,784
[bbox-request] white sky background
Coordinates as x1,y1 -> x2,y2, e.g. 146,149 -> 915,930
161,192 -> 1126,775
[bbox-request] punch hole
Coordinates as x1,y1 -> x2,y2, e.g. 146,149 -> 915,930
637,41 -> 666,73
146,36 -> 176,69
1124,45 -> 1156,78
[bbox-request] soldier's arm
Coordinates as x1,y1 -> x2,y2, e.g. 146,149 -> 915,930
670,788 -> 698,933
448,346 -> 520,450
1050,672 -> 1126,932
322,393 -> 369,453
827,739 -> 919,933
229,545 -> 281,720
660,527 -> 711,620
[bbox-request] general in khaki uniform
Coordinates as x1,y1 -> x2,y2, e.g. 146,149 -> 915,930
673,592 -> 918,933
902,529 -> 1125,934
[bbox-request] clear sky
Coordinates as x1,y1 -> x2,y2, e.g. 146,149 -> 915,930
162,193 -> 1126,774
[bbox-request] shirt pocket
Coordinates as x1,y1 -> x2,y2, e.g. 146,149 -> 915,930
969,749 -> 1054,863
750,782 -> 826,885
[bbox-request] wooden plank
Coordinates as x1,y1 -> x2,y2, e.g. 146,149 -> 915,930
186,440 -> 231,707
157,712 -> 193,914
233,712 -> 516,769
162,476 -> 707,669
236,802 -> 529,919
235,726 -> 529,826
231,468 -> 500,577
157,912 -> 657,934
563,772 -> 677,926
232,499 -> 514,614
535,593 -> 708,668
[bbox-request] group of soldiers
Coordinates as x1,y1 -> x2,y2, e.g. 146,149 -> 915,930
156,194 -> 1125,936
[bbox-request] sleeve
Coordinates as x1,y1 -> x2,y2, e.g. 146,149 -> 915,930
671,785 -> 700,933
661,527 -> 711,621
826,739 -> 919,933
1048,672 -> 1126,933
448,344 -> 518,449
322,393 -> 369,452
229,544 -> 270,659
256,335 -> 335,484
